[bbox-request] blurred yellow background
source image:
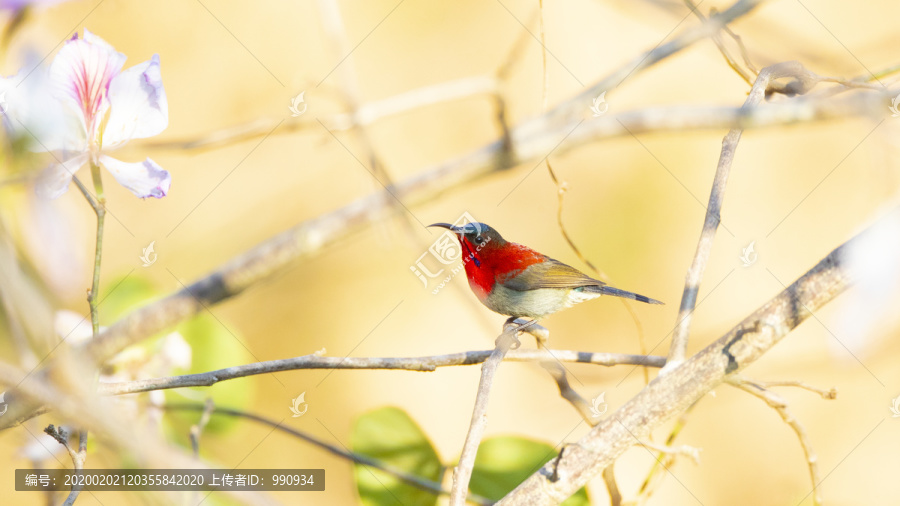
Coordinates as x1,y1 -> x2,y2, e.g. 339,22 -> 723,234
2,0 -> 900,504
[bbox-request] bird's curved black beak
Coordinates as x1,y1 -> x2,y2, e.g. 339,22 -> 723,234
428,222 -> 462,234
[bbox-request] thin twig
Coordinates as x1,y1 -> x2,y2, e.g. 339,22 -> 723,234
728,376 -> 830,506
149,76 -> 499,151
150,6 -> 531,154
189,398 -> 215,457
717,10 -> 759,75
602,464 -> 622,506
97,348 -> 665,396
684,0 -> 756,85
666,61 -> 830,367
72,173 -> 104,340
752,380 -> 837,399
66,164 -> 105,506
634,400 -> 701,505
545,0 -> 767,128
158,402 -> 492,506
449,321 -> 522,505
498,203 -> 860,503
542,362 -> 623,506
495,9 -> 539,81
85,162 -> 106,339
316,0 -> 396,194
636,440 -> 700,464
542,362 -> 594,423
43,425 -> 88,506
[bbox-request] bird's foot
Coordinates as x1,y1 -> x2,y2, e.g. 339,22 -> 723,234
502,318 -> 549,348
501,317 -> 523,349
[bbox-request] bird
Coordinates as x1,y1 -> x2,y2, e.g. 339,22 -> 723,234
428,222 -> 663,322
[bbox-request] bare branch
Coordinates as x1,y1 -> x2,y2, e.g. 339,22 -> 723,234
634,401 -> 701,505
189,398 -> 215,457
42,425 -> 88,505
684,0 -> 757,85
666,61 -> 839,367
543,362 -> 595,424
315,0 -> 400,214
543,362 -> 623,506
603,464 -> 622,506
635,440 -> 700,465
96,348 -> 663,396
449,320 -> 522,505
150,75 -> 500,151
542,0 -> 766,128
498,202 -> 863,504
729,375 -> 831,506
748,379 -> 837,400
63,431 -> 88,506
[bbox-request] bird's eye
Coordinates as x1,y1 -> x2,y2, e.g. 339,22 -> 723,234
474,236 -> 484,244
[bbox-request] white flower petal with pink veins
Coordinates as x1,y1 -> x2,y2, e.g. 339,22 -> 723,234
0,67 -> 80,152
35,153 -> 89,199
104,54 -> 168,149
48,29 -> 126,145
99,155 -> 170,199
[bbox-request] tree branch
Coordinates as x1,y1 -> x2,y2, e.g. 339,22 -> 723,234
44,424 -> 88,506
728,375 -> 835,506
634,401 -> 701,505
450,321 -> 522,505
498,204 -> 864,504
96,348 -> 665,396
666,61 -> 835,366
542,362 -> 622,506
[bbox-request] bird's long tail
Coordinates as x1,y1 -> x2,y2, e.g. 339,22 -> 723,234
587,285 -> 664,305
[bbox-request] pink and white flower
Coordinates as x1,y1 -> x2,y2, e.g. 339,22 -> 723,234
18,30 -> 171,199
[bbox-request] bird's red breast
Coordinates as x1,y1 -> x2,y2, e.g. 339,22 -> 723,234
459,237 -> 547,301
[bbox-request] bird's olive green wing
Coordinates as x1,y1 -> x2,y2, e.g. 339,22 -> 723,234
500,258 -> 605,291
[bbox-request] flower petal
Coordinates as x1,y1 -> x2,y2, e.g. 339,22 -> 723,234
104,54 -> 168,148
49,29 -> 126,141
1,65 -> 83,152
35,153 -> 88,199
99,155 -> 170,198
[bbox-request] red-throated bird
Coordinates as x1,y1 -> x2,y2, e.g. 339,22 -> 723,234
428,222 -> 663,320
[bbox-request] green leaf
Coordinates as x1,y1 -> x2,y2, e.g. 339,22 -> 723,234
470,436 -> 590,505
98,275 -> 158,325
351,407 -> 443,506
162,313 -> 254,437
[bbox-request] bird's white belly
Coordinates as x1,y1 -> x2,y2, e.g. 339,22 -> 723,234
483,285 -> 601,319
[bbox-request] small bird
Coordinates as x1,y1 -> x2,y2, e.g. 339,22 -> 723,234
428,222 -> 662,321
